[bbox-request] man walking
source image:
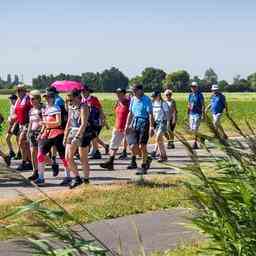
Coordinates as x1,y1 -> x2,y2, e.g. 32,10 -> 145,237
125,84 -> 154,175
206,84 -> 228,139
100,88 -> 130,170
188,81 -> 205,149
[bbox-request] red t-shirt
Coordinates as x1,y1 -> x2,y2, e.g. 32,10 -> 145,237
15,95 -> 32,125
82,96 -> 102,109
115,98 -> 130,131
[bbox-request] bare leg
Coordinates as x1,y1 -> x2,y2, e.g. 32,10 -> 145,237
67,144 -> 79,177
6,133 -> 13,153
79,146 -> 90,178
30,146 -> 38,172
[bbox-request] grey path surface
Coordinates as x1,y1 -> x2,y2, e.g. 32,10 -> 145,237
0,143 -> 221,200
0,209 -> 202,256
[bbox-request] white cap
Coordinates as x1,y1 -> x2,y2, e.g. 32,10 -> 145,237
191,81 -> 198,87
211,84 -> 219,91
30,90 -> 41,97
164,89 -> 173,95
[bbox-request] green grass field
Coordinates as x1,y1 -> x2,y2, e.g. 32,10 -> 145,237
1,92 -> 254,142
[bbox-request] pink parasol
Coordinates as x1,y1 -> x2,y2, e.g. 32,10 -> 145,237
50,80 -> 83,92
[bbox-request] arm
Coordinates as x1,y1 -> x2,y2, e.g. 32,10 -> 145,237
63,114 -> 71,141
125,111 -> 133,133
75,105 -> 89,138
45,114 -> 61,128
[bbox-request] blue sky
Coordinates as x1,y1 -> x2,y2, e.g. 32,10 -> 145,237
0,0 -> 255,83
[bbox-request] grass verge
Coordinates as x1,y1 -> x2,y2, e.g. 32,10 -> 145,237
0,176 -> 192,241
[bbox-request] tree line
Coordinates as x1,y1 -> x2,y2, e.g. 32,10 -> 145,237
2,67 -> 256,92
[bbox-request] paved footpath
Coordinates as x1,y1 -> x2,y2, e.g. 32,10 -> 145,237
0,209 -> 202,256
0,143 -> 221,200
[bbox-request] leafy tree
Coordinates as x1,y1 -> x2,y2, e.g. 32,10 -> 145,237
247,72 -> 256,91
7,74 -> 12,85
218,80 -> 229,91
13,74 -> 19,86
163,70 -> 190,92
204,68 -> 218,84
129,76 -> 143,87
81,72 -> 101,91
99,67 -> 129,92
140,67 -> 166,92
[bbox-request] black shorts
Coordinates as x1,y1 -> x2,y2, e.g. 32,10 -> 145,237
28,130 -> 40,147
127,118 -> 150,145
39,134 -> 65,158
81,126 -> 97,147
9,123 -> 20,136
93,126 -> 102,137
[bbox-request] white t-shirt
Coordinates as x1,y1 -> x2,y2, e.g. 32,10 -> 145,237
152,100 -> 169,121
8,105 -> 15,122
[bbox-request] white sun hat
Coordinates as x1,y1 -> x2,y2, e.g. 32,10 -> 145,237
211,84 -> 219,91
191,81 -> 198,87
164,89 -> 173,95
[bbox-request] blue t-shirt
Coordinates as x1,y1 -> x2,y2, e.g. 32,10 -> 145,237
211,93 -> 226,114
130,95 -> 153,119
55,95 -> 65,109
188,91 -> 204,115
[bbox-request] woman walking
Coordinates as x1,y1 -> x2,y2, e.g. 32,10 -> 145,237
151,91 -> 169,162
164,89 -> 177,149
64,89 -> 95,189
27,90 -> 43,181
35,90 -> 68,185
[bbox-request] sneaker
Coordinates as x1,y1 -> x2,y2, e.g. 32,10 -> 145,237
34,178 -> 45,186
59,177 -> 72,186
28,170 -> 39,181
100,161 -> 114,171
90,150 -> 102,160
16,162 -> 32,171
105,144 -> 110,155
192,142 -> 199,150
14,151 -> 22,160
3,156 -> 11,167
83,178 -> 90,184
158,156 -> 168,163
118,151 -> 128,160
127,161 -> 137,170
141,156 -> 153,172
8,151 -> 16,159
69,176 -> 83,189
167,141 -> 175,149
150,151 -> 157,158
52,163 -> 60,177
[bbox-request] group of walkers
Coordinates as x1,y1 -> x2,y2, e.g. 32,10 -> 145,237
1,81 -> 228,188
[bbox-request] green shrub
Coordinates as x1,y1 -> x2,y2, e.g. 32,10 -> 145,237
180,114 -> 256,256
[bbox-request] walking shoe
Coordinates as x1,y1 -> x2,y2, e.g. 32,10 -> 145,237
100,161 -> 114,171
167,141 -> 175,149
8,151 -> 16,159
16,162 -> 33,171
118,151 -> 128,160
192,142 -> 199,150
150,151 -> 157,158
59,177 -> 72,186
52,163 -> 60,177
14,151 -> 22,160
4,155 -> 11,167
158,156 -> 168,163
34,178 -> 45,186
127,161 -> 137,170
28,170 -> 39,181
105,144 -> 110,155
90,150 -> 102,160
83,178 -> 90,184
139,156 -> 153,174
69,176 -> 83,189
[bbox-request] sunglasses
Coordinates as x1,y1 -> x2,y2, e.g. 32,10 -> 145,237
166,94 -> 172,96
